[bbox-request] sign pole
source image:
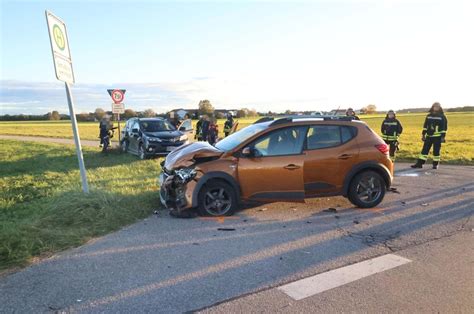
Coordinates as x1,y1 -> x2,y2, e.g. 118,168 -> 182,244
65,82 -> 89,193
117,113 -> 121,142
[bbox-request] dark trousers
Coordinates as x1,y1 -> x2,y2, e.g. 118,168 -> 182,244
99,128 -> 107,145
384,140 -> 397,160
419,137 -> 442,162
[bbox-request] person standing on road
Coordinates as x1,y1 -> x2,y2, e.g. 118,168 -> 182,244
411,102 -> 448,169
223,113 -> 234,137
346,107 -> 360,120
381,110 -> 403,162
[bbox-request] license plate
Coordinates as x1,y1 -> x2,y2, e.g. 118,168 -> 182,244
166,146 -> 176,152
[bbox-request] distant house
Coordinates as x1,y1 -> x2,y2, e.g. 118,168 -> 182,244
167,109 -> 198,120
215,109 -> 238,117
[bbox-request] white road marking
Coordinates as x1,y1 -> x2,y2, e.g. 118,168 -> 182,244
278,254 -> 412,300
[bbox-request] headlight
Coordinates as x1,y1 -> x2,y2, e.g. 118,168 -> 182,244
149,137 -> 162,142
179,135 -> 188,142
175,168 -> 197,184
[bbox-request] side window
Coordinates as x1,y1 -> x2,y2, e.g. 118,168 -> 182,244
341,126 -> 357,143
132,121 -> 139,131
251,126 -> 307,157
180,119 -> 192,131
306,125 -> 357,149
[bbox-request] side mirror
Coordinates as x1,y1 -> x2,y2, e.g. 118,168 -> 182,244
179,126 -> 186,131
131,128 -> 139,133
242,146 -> 254,157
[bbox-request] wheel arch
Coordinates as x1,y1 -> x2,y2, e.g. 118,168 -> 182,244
191,172 -> 241,208
342,161 -> 392,197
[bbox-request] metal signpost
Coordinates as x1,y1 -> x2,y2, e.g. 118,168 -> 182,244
46,10 -> 89,193
107,89 -> 126,142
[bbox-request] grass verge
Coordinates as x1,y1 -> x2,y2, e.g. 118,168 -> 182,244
0,139 -> 161,271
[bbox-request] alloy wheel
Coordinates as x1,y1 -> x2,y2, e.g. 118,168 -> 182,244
203,187 -> 232,215
356,175 -> 383,204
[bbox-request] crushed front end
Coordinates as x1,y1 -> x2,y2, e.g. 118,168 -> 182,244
159,161 -> 199,215
158,141 -> 224,216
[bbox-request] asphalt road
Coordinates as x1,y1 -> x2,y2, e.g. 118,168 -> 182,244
1,163 -> 473,313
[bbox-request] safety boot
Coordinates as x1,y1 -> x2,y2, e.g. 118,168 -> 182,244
432,161 -> 439,169
411,159 -> 424,168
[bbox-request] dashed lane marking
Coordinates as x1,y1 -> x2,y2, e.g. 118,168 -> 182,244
278,254 -> 412,300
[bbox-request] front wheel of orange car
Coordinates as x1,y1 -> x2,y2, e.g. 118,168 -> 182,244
197,180 -> 238,216
348,171 -> 386,208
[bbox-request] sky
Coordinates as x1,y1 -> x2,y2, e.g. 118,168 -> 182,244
1,0 -> 473,115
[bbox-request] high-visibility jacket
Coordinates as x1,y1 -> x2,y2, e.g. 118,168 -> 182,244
224,119 -> 234,133
381,118 -> 403,141
422,113 -> 448,138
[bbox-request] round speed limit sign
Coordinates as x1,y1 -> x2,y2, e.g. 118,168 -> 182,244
111,89 -> 124,104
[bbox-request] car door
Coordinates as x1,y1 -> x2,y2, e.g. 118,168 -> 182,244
177,119 -> 193,138
128,120 -> 140,153
303,124 -> 359,196
237,125 -> 308,202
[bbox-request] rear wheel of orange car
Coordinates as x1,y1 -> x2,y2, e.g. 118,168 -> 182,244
197,180 -> 238,216
348,171 -> 386,208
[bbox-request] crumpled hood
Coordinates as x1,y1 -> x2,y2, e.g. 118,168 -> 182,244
164,141 -> 223,170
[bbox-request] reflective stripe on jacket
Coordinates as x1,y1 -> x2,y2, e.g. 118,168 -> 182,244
422,113 -> 448,137
381,118 -> 403,141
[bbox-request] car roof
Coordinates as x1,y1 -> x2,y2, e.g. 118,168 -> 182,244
255,116 -> 364,128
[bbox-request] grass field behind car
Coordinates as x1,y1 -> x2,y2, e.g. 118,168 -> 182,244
1,112 -> 473,164
0,139 -> 160,271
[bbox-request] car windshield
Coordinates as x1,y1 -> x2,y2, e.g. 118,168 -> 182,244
215,122 -> 269,152
140,120 -> 176,132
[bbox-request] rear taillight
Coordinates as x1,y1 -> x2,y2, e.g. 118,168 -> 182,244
375,144 -> 389,155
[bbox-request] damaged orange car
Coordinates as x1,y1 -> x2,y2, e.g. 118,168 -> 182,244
159,116 -> 393,217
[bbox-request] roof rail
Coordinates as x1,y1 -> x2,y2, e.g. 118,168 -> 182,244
253,117 -> 275,124
269,115 -> 357,125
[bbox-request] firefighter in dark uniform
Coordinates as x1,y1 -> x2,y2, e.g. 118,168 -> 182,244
200,115 -> 210,142
98,116 -> 111,147
223,113 -> 234,137
195,116 -> 203,141
381,110 -> 403,162
411,102 -> 448,169
345,108 -> 360,120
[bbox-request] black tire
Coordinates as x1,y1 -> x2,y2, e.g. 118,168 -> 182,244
348,171 -> 386,208
121,140 -> 129,153
197,180 -> 238,216
139,144 -> 147,160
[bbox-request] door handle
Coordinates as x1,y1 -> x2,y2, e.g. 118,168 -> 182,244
338,154 -> 352,160
284,164 -> 300,170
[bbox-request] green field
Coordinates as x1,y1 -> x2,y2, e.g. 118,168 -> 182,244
0,118 -> 258,141
0,140 -> 161,270
1,113 -> 473,163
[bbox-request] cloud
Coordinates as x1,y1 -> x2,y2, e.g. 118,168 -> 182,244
0,80 -> 199,115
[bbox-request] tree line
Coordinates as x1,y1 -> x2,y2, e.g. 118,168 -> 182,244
1,103 -> 472,121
